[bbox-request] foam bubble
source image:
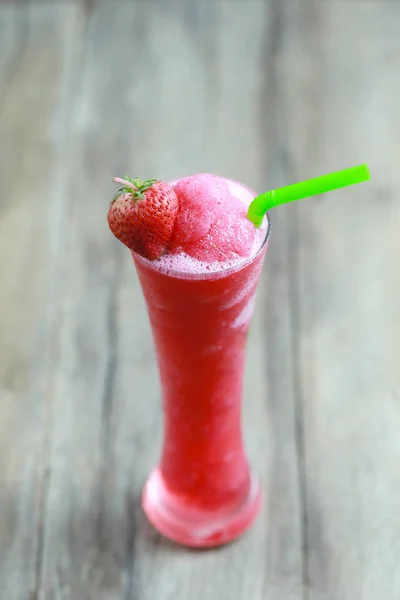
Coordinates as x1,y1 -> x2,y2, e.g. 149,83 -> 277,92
226,179 -> 255,207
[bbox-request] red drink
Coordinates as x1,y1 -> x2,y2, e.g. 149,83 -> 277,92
134,175 -> 270,547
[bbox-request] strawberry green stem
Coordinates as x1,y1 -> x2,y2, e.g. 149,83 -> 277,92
112,175 -> 158,202
113,177 -> 138,191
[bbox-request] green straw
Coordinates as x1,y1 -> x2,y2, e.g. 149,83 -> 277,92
247,164 -> 370,227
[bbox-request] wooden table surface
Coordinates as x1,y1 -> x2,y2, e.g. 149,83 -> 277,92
1,1 -> 399,599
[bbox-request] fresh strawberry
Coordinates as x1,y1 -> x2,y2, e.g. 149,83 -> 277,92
107,175 -> 179,260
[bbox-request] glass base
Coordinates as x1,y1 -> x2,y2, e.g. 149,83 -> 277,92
142,468 -> 262,548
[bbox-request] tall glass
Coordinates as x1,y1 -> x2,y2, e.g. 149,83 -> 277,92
133,205 -> 270,548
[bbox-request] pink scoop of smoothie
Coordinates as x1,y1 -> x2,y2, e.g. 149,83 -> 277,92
169,174 -> 256,262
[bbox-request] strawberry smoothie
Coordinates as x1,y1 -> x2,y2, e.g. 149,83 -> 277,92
132,174 -> 270,547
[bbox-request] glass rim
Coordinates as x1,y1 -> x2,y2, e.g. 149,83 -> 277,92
133,213 -> 271,281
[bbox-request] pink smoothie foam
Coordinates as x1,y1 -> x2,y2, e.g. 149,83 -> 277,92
148,174 -> 268,276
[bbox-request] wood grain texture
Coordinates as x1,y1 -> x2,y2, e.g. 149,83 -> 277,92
0,4 -> 83,599
277,1 -> 400,599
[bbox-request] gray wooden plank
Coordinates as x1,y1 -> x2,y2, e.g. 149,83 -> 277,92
36,1 -> 303,599
279,1 -> 400,599
259,1 -> 307,595
36,4 -> 141,598
0,4 -> 27,103
0,4 -> 83,599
